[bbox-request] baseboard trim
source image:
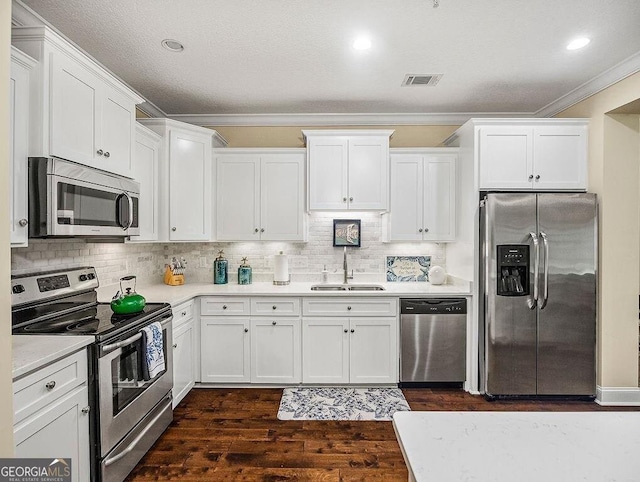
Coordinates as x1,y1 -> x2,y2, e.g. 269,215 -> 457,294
596,386 -> 640,406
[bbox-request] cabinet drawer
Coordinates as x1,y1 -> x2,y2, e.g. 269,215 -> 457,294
13,349 -> 88,425
200,297 -> 250,316
251,297 -> 301,316
302,297 -> 397,317
172,300 -> 194,328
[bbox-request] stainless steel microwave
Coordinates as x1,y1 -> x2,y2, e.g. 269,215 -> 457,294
28,157 -> 140,238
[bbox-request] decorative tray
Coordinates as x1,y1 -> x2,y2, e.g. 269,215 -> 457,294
386,256 -> 431,282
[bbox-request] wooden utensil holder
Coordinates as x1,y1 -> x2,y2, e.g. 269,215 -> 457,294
164,266 -> 185,286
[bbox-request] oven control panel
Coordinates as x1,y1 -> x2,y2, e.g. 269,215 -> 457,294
11,267 -> 99,306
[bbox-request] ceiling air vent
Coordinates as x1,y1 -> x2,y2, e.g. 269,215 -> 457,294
402,74 -> 443,87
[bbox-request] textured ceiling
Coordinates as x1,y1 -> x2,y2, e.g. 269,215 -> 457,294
17,0 -> 640,116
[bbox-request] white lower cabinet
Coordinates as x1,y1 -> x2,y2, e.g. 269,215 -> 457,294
302,297 -> 398,384
13,349 -> 90,482
201,317 -> 251,383
251,318 -> 301,384
172,301 -> 196,407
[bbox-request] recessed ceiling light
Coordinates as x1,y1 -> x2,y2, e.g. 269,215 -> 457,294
353,36 -> 372,51
161,39 -> 184,52
566,37 -> 590,50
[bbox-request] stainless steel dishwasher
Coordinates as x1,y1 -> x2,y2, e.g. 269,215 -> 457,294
400,298 -> 467,384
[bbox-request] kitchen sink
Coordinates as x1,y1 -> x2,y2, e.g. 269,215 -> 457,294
310,284 -> 385,291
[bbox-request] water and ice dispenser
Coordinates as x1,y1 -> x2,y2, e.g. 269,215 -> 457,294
496,245 -> 529,296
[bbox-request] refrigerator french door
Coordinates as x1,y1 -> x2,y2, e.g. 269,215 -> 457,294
480,192 -> 597,397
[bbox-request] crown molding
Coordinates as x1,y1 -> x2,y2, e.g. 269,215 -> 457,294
136,101 -> 167,119
166,112 -> 533,127
535,50 -> 640,118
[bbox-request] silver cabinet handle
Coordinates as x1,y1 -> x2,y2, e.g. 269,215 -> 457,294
350,329 -> 355,333
529,231 -> 539,310
254,228 -> 259,233
222,305 -> 227,310
418,228 -> 423,233
424,228 -> 429,233
528,174 -> 534,181
272,321 -> 277,325
244,328 -> 249,333
181,311 -> 187,316
343,197 -> 347,202
81,406 -> 90,414
347,306 -> 352,311
172,343 -> 177,348
172,227 -> 177,232
18,218 -> 28,227
97,149 -> 103,156
349,197 -> 353,202
45,381 -> 56,390
540,232 -> 549,310
344,329 -> 348,333
261,228 -> 265,233
104,151 -> 110,158
535,175 -> 541,180
272,305 -> 277,310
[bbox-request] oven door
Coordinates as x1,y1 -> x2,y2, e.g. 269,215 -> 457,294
97,314 -> 172,456
50,174 -> 140,237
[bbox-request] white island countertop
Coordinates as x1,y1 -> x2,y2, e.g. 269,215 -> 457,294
12,335 -> 94,380
97,278 -> 471,305
393,410 -> 640,482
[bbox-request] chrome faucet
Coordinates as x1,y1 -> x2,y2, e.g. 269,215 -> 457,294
343,246 -> 354,284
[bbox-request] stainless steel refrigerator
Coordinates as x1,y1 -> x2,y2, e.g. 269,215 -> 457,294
479,192 -> 597,397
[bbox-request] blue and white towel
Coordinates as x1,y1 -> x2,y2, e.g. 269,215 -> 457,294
141,322 -> 165,380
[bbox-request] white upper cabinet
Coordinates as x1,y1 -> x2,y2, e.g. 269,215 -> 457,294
12,26 -> 143,178
215,149 -> 306,241
138,118 -> 227,242
10,47 -> 35,247
129,123 -> 161,242
304,130 -> 394,211
448,119 -> 588,191
387,149 -> 457,242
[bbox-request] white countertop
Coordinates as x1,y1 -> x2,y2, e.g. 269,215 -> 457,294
97,279 -> 471,306
393,411 -> 640,482
12,335 -> 94,380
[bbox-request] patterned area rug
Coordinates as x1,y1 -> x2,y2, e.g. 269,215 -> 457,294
277,387 -> 411,421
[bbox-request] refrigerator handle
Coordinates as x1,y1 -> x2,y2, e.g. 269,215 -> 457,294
529,231 -> 539,309
540,232 -> 549,310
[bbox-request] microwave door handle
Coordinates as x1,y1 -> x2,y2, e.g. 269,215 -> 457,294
123,191 -> 134,230
540,232 -> 549,310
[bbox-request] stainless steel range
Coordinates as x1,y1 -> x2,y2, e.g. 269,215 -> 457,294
12,267 -> 173,482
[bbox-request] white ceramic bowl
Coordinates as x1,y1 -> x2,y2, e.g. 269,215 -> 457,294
428,265 -> 447,285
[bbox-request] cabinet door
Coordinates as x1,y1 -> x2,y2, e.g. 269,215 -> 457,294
50,52 -> 99,169
302,318 -> 349,384
349,317 -> 398,384
216,155 -> 260,241
423,155 -> 456,241
130,125 -> 160,241
201,317 -> 250,383
389,154 -> 424,241
10,55 -> 30,247
99,87 -> 135,177
478,127 -> 533,190
261,154 -> 305,240
14,386 -> 90,482
172,320 -> 195,407
308,137 -> 349,210
251,318 -> 301,384
168,130 -> 212,240
348,136 -> 389,210
533,126 -> 587,190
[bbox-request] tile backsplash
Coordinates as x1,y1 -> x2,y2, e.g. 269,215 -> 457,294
11,213 -> 446,287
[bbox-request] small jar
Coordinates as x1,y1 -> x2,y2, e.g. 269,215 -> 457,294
238,257 -> 252,285
213,250 -> 228,284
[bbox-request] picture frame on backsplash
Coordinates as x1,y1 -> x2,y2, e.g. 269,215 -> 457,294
386,255 -> 431,282
333,219 -> 361,247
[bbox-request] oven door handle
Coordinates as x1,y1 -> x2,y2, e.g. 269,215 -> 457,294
102,332 -> 142,354
103,395 -> 172,467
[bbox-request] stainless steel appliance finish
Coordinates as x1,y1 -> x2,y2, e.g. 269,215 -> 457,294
11,267 -> 173,482
28,157 -> 140,238
400,298 -> 467,383
480,193 -> 597,397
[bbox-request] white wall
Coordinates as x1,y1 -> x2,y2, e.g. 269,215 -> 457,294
11,212 -> 447,286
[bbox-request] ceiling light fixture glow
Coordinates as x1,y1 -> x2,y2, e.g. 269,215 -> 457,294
566,37 -> 590,50
353,36 -> 372,51
161,39 -> 184,52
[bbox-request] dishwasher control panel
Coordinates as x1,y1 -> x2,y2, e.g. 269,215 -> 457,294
400,298 -> 467,315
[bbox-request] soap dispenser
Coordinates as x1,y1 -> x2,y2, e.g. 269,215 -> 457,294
213,250 -> 228,284
238,257 -> 252,285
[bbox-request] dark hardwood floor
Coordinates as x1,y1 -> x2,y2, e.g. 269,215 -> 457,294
126,388 -> 639,481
